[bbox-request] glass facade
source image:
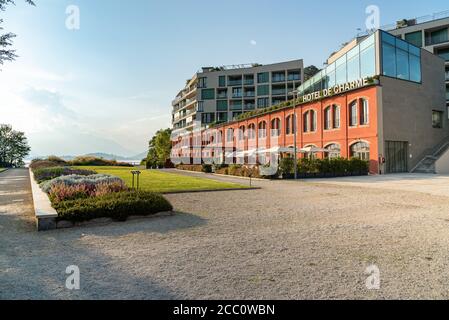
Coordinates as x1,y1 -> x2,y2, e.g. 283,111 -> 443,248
298,33 -> 377,95
381,31 -> 421,82
298,30 -> 423,96
405,31 -> 423,47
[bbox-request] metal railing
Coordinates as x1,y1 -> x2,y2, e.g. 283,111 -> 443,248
356,9 -> 449,38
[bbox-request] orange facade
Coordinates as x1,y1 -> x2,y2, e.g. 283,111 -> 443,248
174,85 -> 380,174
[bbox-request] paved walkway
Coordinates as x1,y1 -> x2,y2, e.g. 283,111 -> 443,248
4,169 -> 449,299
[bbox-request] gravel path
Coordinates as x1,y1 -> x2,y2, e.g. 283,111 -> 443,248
2,168 -> 449,299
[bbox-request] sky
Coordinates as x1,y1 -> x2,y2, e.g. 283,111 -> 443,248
0,0 -> 448,157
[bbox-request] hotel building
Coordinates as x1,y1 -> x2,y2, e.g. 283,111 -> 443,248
171,60 -> 303,132
172,30 -> 449,175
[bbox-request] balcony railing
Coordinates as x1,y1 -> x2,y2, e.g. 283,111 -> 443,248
228,80 -> 242,86
244,92 -> 255,97
272,89 -> 286,95
217,94 -> 228,99
446,71 -> 449,81
244,79 -> 254,85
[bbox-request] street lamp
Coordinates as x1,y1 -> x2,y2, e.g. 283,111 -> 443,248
288,89 -> 299,180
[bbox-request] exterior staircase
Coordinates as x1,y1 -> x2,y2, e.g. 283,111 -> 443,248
411,139 -> 449,173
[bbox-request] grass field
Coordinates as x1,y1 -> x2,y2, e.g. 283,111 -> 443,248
0,168 -> 7,173
74,166 -> 248,193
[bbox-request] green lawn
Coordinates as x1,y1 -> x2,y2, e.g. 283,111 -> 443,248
0,168 -> 7,173
74,166 -> 248,193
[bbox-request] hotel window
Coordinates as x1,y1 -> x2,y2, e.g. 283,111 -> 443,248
232,87 -> 243,98
360,33 -> 376,78
258,121 -> 267,138
248,124 -> 256,140
432,111 -> 443,129
257,72 -> 269,84
426,28 -> 449,46
198,77 -> 207,88
325,144 -> 341,159
257,84 -> 270,96
217,112 -> 227,123
257,97 -> 269,108
303,111 -> 309,133
310,110 -> 317,132
360,99 -> 369,125
324,106 -> 332,130
347,46 -> 360,82
381,31 -> 421,82
350,142 -> 370,161
437,47 -> 449,62
286,115 -> 295,135
201,88 -> 215,100
335,56 -> 347,84
349,101 -> 358,126
333,105 -> 340,128
219,76 -> 226,87
271,118 -> 281,137
405,31 -> 423,47
226,128 -> 234,142
216,100 -> 228,111
201,113 -> 215,124
197,101 -> 204,112
238,126 -> 246,141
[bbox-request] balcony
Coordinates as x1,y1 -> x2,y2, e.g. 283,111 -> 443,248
228,80 -> 243,86
272,89 -> 286,96
244,91 -> 255,97
446,71 -> 449,81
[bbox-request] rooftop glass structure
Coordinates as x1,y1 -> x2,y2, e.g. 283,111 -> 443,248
298,30 -> 422,95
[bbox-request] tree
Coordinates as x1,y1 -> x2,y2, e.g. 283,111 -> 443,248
146,129 -> 172,169
0,124 -> 31,167
0,0 -> 35,67
303,65 -> 321,82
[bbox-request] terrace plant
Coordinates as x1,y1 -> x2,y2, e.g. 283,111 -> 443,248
40,174 -> 124,193
33,167 -> 97,183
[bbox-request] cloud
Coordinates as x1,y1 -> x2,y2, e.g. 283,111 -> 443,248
250,40 -> 257,46
20,87 -> 78,119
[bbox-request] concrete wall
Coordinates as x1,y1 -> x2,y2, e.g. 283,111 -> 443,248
380,50 -> 448,171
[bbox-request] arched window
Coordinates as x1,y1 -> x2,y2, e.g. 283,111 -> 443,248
360,99 -> 369,125
286,115 -> 295,135
333,105 -> 340,129
304,144 -> 317,159
325,143 -> 341,159
248,123 -> 256,140
310,110 -> 317,132
238,125 -> 246,141
271,118 -> 281,137
324,106 -> 332,130
303,111 -> 309,133
226,128 -> 234,142
350,142 -> 370,161
258,121 -> 267,138
349,101 -> 358,127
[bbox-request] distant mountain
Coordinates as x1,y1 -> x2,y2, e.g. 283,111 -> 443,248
27,152 -> 148,162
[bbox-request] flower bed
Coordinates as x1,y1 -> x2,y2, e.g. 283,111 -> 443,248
30,161 -> 174,226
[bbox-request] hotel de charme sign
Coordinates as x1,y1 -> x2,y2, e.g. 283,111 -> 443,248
299,78 -> 373,103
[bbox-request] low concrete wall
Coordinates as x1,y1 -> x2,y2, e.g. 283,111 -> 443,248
29,170 -> 58,231
436,149 -> 449,174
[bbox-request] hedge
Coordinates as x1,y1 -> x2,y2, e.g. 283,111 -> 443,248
33,167 -> 97,183
53,191 -> 173,222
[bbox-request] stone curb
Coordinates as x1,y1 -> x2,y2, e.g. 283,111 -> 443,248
29,169 -> 58,231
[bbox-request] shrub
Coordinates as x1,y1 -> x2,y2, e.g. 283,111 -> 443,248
69,156 -> 133,167
48,180 -> 128,204
53,191 -> 173,222
279,158 -> 294,176
40,174 -> 124,193
49,183 -> 91,203
176,164 -> 203,172
30,158 -> 67,170
33,167 -> 97,183
201,164 -> 212,173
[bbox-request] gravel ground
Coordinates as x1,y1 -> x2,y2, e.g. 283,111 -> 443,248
2,168 -> 449,299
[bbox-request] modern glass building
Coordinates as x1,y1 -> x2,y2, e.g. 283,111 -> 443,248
298,30 -> 422,95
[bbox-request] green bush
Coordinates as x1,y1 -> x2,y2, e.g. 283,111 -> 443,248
69,156 -> 133,167
202,164 -> 212,173
279,158 -> 294,176
53,191 -> 173,222
293,157 -> 369,177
